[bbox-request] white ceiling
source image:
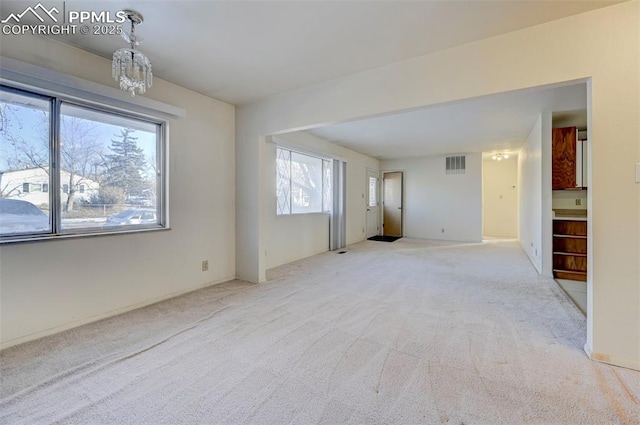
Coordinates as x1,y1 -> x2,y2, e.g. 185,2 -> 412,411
306,83 -> 587,160
0,0 -> 622,105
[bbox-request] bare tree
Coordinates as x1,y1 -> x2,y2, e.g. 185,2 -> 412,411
0,103 -> 49,173
60,116 -> 103,211
0,103 -> 103,211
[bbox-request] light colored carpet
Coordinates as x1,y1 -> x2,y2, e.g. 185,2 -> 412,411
1,239 -> 639,424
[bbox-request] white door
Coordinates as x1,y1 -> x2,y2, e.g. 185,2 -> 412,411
366,170 -> 379,238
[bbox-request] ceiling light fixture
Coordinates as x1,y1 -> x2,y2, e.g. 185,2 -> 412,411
112,10 -> 152,97
491,153 -> 510,161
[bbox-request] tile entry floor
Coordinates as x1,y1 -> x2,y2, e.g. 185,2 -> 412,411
556,278 -> 587,316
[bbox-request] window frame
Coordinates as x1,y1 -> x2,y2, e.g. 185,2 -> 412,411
0,83 -> 169,244
276,146 -> 332,216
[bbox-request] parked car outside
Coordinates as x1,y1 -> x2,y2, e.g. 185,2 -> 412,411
0,198 -> 49,235
105,209 -> 157,227
126,196 -> 154,207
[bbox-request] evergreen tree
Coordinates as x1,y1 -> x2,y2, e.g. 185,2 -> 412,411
103,129 -> 146,199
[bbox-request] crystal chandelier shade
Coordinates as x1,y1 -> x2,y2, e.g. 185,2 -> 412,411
112,10 -> 152,97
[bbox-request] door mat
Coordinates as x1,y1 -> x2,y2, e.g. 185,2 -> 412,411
367,235 -> 402,242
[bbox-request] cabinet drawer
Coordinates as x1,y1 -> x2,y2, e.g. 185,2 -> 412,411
553,237 -> 587,254
553,254 -> 587,272
553,220 -> 587,236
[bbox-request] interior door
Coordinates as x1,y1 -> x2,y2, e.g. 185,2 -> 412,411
366,170 -> 379,238
383,172 -> 403,237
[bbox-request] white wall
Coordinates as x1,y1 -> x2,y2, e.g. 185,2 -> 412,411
236,2 -> 640,370
483,156 -> 518,238
518,116 -> 543,273
381,154 -> 483,242
0,35 -> 236,348
265,131 -> 379,269
541,111 -> 554,278
552,190 -> 588,211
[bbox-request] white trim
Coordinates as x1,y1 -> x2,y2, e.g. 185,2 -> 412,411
271,136 -> 348,163
0,56 -> 185,118
585,344 -> 640,371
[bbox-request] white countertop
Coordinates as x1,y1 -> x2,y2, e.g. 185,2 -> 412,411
553,215 -> 587,221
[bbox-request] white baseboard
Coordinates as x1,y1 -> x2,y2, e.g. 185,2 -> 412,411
585,343 -> 640,371
0,275 -> 235,351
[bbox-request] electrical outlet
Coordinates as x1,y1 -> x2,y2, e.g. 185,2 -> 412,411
202,260 -> 209,271
575,199 -> 581,206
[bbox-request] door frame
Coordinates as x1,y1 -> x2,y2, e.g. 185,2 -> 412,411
365,168 -> 380,238
382,170 -> 404,237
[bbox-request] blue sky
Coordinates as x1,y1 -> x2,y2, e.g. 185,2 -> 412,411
0,99 -> 156,173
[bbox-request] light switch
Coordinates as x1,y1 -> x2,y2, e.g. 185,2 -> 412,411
636,164 -> 640,183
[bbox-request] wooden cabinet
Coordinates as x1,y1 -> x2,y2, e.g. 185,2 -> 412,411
553,219 -> 587,281
552,127 -> 577,189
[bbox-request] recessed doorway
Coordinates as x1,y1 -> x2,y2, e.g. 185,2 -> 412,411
482,154 -> 518,240
383,171 -> 403,237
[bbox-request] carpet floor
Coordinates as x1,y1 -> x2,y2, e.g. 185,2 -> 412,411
1,239 -> 638,424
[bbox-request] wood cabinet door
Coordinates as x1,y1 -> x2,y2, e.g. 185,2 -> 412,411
552,127 -> 577,189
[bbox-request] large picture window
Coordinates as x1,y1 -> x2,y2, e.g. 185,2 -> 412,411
276,147 -> 331,215
0,85 -> 166,242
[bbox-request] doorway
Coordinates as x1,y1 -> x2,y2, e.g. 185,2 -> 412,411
366,170 -> 379,238
383,171 -> 403,237
482,154 -> 518,239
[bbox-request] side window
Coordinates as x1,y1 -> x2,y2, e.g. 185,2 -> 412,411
276,147 -> 332,215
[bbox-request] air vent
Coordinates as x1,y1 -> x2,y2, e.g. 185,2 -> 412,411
446,155 -> 466,175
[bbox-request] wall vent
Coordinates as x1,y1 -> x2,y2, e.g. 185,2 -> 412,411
446,155 -> 466,175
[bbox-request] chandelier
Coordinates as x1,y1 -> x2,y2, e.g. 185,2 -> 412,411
112,10 -> 152,97
491,153 -> 510,161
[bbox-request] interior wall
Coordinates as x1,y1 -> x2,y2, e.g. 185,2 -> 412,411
265,131 -> 379,269
483,156 -> 518,238
0,35 -> 236,348
540,111 -> 555,279
518,116 -> 543,273
381,154 -> 483,242
236,2 -> 639,370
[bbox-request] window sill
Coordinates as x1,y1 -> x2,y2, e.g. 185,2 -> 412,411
276,212 -> 331,218
0,226 -> 171,245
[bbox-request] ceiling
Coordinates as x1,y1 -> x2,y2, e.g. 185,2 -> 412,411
0,0 -> 622,105
306,83 -> 587,160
